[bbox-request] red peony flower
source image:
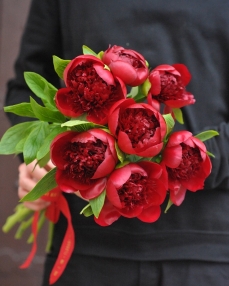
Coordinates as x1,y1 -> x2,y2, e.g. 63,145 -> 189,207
108,98 -> 167,157
102,45 -> 149,86
96,161 -> 167,225
55,55 -> 126,125
147,64 -> 195,108
50,129 -> 118,200
161,131 -> 212,205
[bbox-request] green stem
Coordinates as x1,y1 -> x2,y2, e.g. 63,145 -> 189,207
2,204 -> 33,233
45,221 -> 54,253
14,216 -> 33,239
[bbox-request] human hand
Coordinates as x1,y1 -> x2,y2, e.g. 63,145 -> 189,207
18,160 -> 54,211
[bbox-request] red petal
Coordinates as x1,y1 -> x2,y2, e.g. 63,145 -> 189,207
79,178 -> 107,200
170,185 -> 187,206
162,145 -> 182,168
51,131 -> 78,168
94,200 -> 121,226
137,205 -> 161,223
149,71 -> 161,95
55,88 -> 83,118
93,63 -> 115,86
172,63 -> 191,85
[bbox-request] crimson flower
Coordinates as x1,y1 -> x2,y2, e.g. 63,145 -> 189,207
147,64 -> 195,108
50,129 -> 118,200
55,55 -> 126,125
161,131 -> 212,205
108,98 -> 167,157
95,162 -> 167,226
102,45 -> 149,86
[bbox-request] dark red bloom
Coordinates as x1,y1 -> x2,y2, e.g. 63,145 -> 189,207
108,99 -> 167,157
50,129 -> 118,200
96,162 -> 167,225
55,55 -> 126,125
147,64 -> 195,108
102,45 -> 149,86
161,131 -> 212,205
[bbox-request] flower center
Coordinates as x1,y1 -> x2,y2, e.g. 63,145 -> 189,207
63,139 -> 107,183
167,143 -> 203,181
66,61 -> 120,119
154,73 -> 185,102
118,173 -> 152,209
118,108 -> 160,148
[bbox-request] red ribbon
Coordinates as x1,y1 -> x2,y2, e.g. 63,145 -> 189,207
19,211 -> 39,269
19,187 -> 75,285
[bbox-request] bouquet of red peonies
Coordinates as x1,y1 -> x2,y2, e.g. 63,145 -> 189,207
1,45 -> 218,284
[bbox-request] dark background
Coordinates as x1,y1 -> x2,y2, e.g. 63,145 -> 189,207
0,1 -> 47,285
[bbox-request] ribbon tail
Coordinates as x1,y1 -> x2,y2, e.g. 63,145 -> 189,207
20,211 -> 39,269
49,195 -> 75,285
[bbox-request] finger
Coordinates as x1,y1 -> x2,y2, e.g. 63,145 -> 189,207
26,162 -> 48,182
23,201 -> 50,211
44,160 -> 55,172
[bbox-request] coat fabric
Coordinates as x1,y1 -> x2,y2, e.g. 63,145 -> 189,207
5,0 -> 229,279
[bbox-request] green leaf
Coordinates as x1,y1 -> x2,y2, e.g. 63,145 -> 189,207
61,118 -> 103,132
0,121 -> 40,155
20,168 -> 57,201
37,151 -> 50,168
164,197 -> 173,213
141,78 -> 151,96
115,142 -> 125,163
37,125 -> 67,161
195,130 -> 219,142
128,86 -> 147,102
23,121 -> 49,164
53,55 -> 70,79
163,114 -> 175,135
89,190 -> 106,218
30,97 -> 66,123
172,108 -> 184,124
4,103 -> 36,118
82,45 -> 98,57
80,204 -> 94,217
24,72 -> 57,107
207,150 -> 215,158
15,137 -> 28,153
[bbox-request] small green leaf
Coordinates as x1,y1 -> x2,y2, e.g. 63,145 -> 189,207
172,108 -> 184,124
37,125 -> 67,161
89,190 -> 106,218
195,130 -> 219,142
37,151 -> 50,168
53,55 -> 71,79
164,197 -> 173,213
207,151 -> 215,158
15,137 -> 27,153
4,103 -> 36,118
126,154 -> 143,163
23,121 -> 49,164
115,142 -> 125,163
0,121 -> 40,155
30,97 -> 66,123
80,204 -> 94,217
97,50 -> 104,60
141,78 -> 151,96
163,114 -> 175,135
24,72 -> 57,107
20,168 -> 57,202
82,45 -> 98,57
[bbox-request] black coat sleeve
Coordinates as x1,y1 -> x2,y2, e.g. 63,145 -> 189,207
5,0 -> 62,126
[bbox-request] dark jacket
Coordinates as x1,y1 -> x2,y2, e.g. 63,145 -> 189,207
5,0 -> 229,263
